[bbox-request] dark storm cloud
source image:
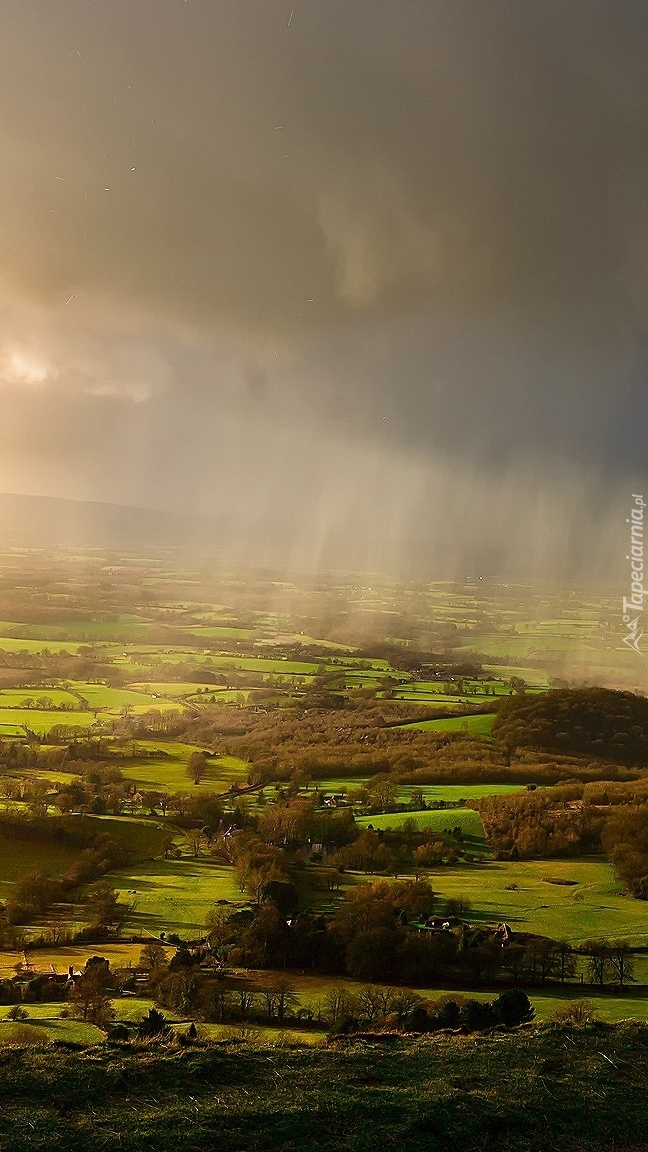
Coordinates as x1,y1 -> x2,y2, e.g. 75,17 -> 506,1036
0,0 -> 647,580
0,0 -> 647,340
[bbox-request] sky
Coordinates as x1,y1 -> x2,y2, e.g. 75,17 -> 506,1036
0,0 -> 647,579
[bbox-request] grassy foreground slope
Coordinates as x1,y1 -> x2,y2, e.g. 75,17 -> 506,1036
0,1027 -> 647,1151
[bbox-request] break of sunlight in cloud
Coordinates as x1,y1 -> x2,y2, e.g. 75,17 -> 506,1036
0,346 -> 53,388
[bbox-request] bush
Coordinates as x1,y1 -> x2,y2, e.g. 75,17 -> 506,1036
551,999 -> 597,1025
429,997 -> 463,1030
107,1023 -> 130,1042
137,1008 -> 173,1040
1,1023 -> 49,1047
461,999 -> 496,1031
492,988 -> 535,1028
7,1005 -> 28,1022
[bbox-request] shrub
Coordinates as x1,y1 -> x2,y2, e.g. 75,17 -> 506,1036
137,1008 -> 173,1040
107,1023 -> 130,1042
7,1005 -> 28,1022
492,988 -> 535,1028
1,1023 -> 49,1047
462,999 -> 496,1031
551,999 -> 598,1025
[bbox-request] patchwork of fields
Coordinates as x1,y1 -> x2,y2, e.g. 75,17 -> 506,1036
0,560 -> 646,1048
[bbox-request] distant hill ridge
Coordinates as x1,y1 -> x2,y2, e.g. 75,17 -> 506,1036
0,492 -> 214,549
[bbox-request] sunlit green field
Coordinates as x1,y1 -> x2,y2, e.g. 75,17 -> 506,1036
0,997 -> 183,1045
389,692 -> 498,707
422,857 -> 648,945
65,683 -> 183,712
121,743 -> 249,792
356,808 -> 486,839
0,688 -> 80,709
313,781 -> 525,803
0,708 -> 96,733
0,942 -> 144,981
396,713 -> 497,734
109,996 -> 180,1023
0,1014 -> 103,1045
0,637 -> 85,654
131,653 -> 319,675
129,682 -> 226,696
111,857 -> 242,935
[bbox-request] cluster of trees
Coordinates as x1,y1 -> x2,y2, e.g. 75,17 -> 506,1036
332,826 -> 474,874
2,865 -> 124,935
199,878 -> 571,988
0,741 -> 74,773
475,780 -> 648,897
327,987 -> 534,1035
601,809 -> 648,898
0,761 -> 231,836
0,818 -> 128,929
0,947 -> 535,1038
138,703 -> 633,790
0,646 -> 127,687
209,799 -> 475,902
493,688 -> 648,765
581,939 -> 636,987
140,942 -> 535,1034
474,785 -> 603,859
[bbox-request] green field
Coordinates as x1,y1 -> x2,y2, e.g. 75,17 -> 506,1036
423,857 -> 648,945
390,692 -> 499,707
356,808 -> 486,839
287,971 -> 648,1024
0,636 -> 86,654
0,689 -> 80,709
0,942 -> 144,981
4,620 -> 150,642
0,708 -> 97,734
0,1012 -> 103,1046
0,831 -> 80,899
111,857 -> 242,935
183,626 -> 255,640
0,815 -> 174,903
0,996 -> 184,1045
313,781 -> 524,804
121,743 -> 249,793
397,712 -> 497,735
465,633 -> 598,659
82,815 -> 173,859
66,683 -> 183,713
136,653 -> 320,675
130,682 -> 223,696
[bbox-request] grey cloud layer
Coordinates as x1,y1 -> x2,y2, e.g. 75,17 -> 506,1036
0,0 -> 646,577
0,0 -> 647,337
